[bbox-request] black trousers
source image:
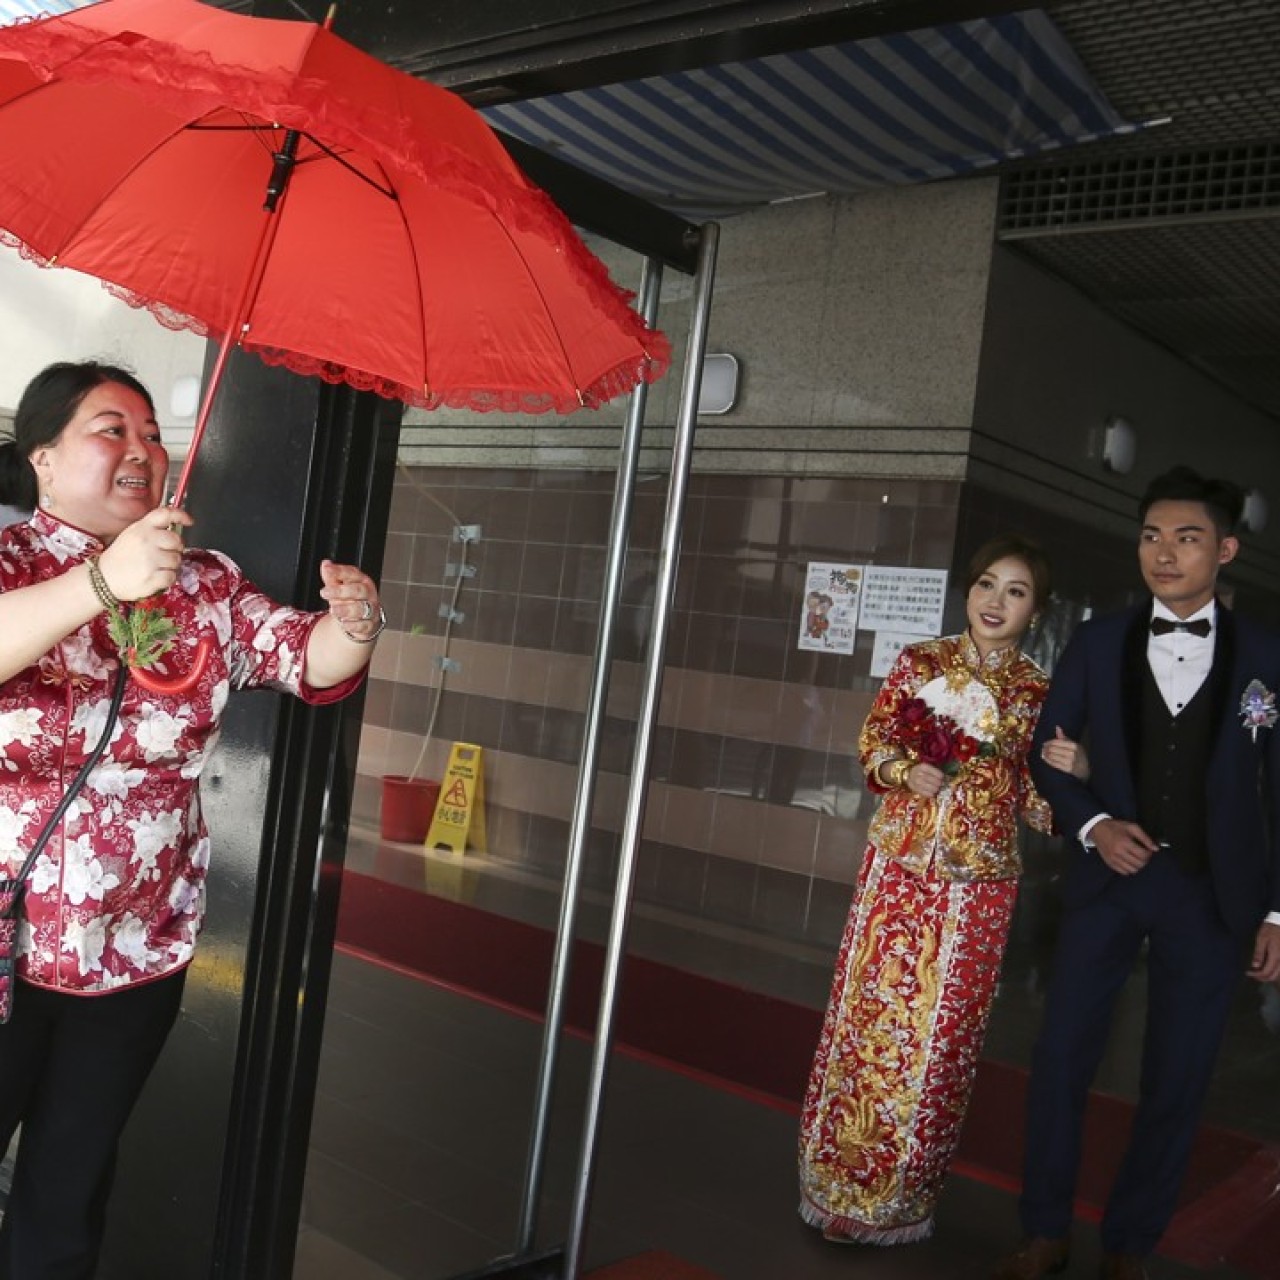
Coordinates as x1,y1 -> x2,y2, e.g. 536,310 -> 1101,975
1018,858 -> 1240,1255
0,970 -> 186,1280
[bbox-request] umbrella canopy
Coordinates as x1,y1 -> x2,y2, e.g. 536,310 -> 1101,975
0,0 -> 670,422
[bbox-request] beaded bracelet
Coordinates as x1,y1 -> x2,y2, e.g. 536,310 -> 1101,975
87,556 -> 122,618
339,605 -> 386,645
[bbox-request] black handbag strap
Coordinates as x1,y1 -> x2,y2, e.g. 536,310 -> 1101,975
0,664 -> 128,917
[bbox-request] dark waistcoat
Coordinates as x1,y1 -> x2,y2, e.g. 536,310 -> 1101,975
1136,660 -> 1213,873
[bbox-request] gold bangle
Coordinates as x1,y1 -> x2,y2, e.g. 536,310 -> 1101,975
884,758 -> 913,789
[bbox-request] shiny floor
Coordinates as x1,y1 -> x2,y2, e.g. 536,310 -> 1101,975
294,834 -> 1280,1280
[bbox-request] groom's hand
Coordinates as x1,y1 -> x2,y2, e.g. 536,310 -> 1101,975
1248,922 -> 1280,983
1092,819 -> 1159,875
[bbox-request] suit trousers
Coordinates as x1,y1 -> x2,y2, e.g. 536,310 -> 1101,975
1018,853 -> 1241,1255
0,970 -> 186,1280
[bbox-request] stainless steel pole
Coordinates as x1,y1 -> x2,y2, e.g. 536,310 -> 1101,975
515,260 -> 665,1253
562,222 -> 720,1278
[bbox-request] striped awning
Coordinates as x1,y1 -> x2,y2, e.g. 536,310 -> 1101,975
483,10 -> 1139,216
0,0 -> 81,21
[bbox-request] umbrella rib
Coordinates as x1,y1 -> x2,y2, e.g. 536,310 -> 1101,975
375,158 -> 431,400
489,211 -> 587,404
27,122 -> 203,279
301,133 -> 397,200
185,124 -> 397,201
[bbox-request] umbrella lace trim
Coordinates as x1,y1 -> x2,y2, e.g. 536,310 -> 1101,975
1,229 -> 664,413
0,230 -> 213,336
250,343 -> 667,414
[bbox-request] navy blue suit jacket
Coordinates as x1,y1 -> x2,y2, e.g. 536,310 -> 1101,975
1029,602 -> 1280,940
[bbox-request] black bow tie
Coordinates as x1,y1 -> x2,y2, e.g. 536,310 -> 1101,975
1150,616 -> 1212,637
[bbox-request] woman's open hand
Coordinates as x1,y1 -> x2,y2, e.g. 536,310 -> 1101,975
97,506 -> 194,602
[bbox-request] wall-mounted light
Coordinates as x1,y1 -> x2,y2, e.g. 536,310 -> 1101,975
1102,416 -> 1137,474
1242,488 -> 1268,534
169,374 -> 202,420
697,353 -> 740,416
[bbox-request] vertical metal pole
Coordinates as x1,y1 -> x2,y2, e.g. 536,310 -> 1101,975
515,259 -> 665,1253
562,222 -> 719,1279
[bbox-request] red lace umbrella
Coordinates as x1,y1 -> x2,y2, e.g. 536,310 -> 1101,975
0,0 -> 670,510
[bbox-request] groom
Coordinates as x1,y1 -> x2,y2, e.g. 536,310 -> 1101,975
995,466 -> 1280,1280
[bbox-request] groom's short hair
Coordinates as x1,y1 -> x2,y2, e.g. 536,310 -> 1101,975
1139,466 -> 1244,538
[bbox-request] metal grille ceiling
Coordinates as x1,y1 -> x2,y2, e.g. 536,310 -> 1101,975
1047,0 -> 1280,153
1002,0 -> 1280,420
1017,218 -> 1280,420
482,10 -> 1134,216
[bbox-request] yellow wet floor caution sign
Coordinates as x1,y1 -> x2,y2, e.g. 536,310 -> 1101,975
425,742 -> 487,856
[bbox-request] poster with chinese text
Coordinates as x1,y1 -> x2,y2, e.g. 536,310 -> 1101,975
859,566 -> 948,636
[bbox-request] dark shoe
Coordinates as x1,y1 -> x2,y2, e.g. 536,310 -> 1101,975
1100,1254 -> 1150,1280
992,1237 -> 1069,1280
821,1226 -> 857,1245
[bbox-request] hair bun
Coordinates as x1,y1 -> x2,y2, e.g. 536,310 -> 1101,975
0,439 -> 37,511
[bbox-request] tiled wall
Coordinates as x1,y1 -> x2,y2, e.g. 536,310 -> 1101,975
354,462 -> 1280,984
356,466 -> 963,956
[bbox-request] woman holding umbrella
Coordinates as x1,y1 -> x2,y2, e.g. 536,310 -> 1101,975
0,361 -> 383,1278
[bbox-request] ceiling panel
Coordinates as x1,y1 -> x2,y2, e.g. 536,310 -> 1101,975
1004,0 -> 1280,418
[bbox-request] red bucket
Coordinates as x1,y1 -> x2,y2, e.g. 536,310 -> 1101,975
379,776 -> 441,843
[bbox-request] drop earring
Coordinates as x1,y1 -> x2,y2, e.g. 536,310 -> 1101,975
39,490 -> 53,510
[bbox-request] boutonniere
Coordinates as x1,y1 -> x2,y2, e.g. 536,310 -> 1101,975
1239,680 -> 1278,742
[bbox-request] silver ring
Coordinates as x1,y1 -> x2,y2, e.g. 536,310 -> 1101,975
360,599 -> 374,622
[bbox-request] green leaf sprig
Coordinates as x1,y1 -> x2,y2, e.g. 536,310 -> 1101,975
105,598 -> 178,671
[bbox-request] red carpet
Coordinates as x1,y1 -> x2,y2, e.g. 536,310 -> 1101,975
587,1251 -> 722,1280
335,869 -> 816,1105
335,871 -> 1280,1275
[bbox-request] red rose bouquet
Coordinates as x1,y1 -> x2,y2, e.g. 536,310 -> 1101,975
895,696 -> 994,776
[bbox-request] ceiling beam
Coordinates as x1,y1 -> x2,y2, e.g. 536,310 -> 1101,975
334,0 -> 1034,104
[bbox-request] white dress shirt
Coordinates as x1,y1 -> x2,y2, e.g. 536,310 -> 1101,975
1076,602 -> 1280,929
1147,599 -> 1216,714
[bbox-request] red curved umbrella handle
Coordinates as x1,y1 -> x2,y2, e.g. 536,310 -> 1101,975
130,635 -> 215,697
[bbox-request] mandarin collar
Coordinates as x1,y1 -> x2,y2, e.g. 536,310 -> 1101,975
31,509 -> 104,559
960,629 -> 1019,672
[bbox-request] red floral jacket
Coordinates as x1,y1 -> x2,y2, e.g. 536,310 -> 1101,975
0,511 -> 363,994
860,633 -> 1052,881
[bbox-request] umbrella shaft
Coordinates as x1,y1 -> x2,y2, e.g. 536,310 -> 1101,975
171,190 -> 291,507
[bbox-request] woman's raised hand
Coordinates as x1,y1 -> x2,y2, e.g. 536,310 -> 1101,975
97,506 -> 194,602
319,559 -> 383,641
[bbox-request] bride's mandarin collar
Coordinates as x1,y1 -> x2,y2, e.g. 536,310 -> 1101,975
960,629 -> 1019,671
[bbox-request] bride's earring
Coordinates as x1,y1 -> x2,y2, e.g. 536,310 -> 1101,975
40,490 -> 53,510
